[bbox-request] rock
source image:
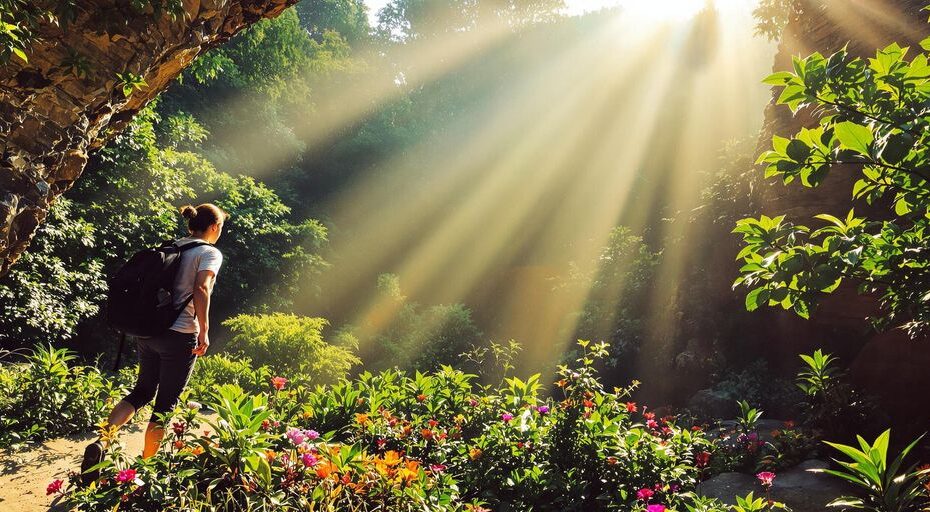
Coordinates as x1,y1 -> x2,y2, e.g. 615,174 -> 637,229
687,388 -> 733,420
699,460 -> 851,512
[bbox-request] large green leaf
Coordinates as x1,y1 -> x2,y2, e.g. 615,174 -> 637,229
834,121 -> 874,156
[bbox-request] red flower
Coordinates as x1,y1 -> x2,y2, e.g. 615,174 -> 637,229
270,376 -> 288,391
636,487 -> 654,501
416,394 -> 427,402
428,419 -> 439,428
695,451 -> 711,468
626,402 -> 638,413
46,479 -> 63,496
172,421 -> 186,436
583,400 -> 594,408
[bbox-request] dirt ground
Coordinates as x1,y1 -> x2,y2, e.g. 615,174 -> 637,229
0,424 -> 147,512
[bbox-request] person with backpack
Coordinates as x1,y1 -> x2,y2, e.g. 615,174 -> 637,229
81,203 -> 227,484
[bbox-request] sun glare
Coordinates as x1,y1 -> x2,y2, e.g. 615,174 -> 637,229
617,0 -> 745,22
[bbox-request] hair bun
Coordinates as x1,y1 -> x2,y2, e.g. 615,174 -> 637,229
180,205 -> 197,220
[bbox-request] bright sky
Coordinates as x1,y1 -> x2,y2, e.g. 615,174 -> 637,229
363,0 -> 634,25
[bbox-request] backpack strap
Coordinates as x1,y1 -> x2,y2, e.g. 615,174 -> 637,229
175,240 -> 213,253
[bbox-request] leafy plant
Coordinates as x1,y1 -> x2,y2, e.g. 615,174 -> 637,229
794,349 -> 878,441
0,344 -> 132,448
818,429 -> 930,512
734,35 -> 930,337
116,71 -> 148,98
737,400 -> 763,433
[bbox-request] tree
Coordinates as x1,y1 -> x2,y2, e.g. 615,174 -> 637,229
734,35 -> 930,337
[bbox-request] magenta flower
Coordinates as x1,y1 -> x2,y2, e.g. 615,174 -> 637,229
429,463 -> 447,473
501,413 -> 514,422
306,429 -> 320,440
301,453 -> 318,467
116,469 -> 137,484
46,479 -> 63,496
756,471 -> 776,489
636,488 -> 654,501
536,405 -> 550,414
647,505 -> 667,512
468,398 -> 478,407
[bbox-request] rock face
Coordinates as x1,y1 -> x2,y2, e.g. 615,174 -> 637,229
0,0 -> 297,275
699,460 -> 850,512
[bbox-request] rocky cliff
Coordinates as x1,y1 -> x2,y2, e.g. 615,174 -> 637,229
0,0 -> 296,275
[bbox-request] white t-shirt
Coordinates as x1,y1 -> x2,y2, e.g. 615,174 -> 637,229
170,237 -> 223,334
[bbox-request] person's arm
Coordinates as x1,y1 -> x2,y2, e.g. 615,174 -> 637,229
192,269 -> 216,356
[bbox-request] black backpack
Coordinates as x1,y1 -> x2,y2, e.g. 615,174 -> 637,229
106,240 -> 210,339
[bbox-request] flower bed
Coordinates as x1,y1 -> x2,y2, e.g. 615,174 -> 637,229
57,341 -> 786,511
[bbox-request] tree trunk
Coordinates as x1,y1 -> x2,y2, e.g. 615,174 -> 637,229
0,0 -> 296,275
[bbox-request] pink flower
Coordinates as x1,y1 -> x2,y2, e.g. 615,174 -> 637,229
756,471 -> 776,488
46,479 -> 63,495
116,469 -> 137,484
301,453 -> 318,467
647,505 -> 667,512
468,398 -> 478,407
646,419 -> 659,429
306,429 -> 319,440
271,377 -> 288,391
501,413 -> 514,423
636,488 -> 654,501
536,405 -> 550,414
286,428 -> 305,446
429,464 -> 447,473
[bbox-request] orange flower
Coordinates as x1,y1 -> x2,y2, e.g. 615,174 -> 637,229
265,450 -> 276,461
416,394 -> 427,402
191,445 -> 205,456
173,440 -> 185,450
421,428 -> 434,440
469,447 -> 483,460
356,413 -> 370,426
555,379 -> 567,388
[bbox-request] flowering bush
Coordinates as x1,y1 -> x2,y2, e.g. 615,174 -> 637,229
59,340 -> 774,511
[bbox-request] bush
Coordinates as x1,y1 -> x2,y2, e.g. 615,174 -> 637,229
222,313 -> 359,384
186,354 -> 272,400
364,273 -> 484,372
0,345 -> 132,449
59,341 -> 790,511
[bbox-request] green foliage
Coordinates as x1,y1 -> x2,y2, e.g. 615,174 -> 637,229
222,313 -> 360,383
736,400 -> 763,433
735,38 -> 930,336
364,274 -> 483,371
819,430 -> 930,512
60,340 -> 772,511
377,0 -> 565,41
0,199 -> 106,346
563,226 -> 660,370
751,0 -> 805,41
186,354 -> 272,399
794,349 -> 879,443
0,345 -> 132,449
115,71 -> 148,98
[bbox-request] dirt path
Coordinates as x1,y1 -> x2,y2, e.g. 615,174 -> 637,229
0,424 -> 147,512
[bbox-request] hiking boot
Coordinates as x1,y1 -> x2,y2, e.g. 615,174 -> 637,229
80,441 -> 104,487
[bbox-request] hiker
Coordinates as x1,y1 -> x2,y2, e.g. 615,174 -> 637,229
81,203 -> 227,483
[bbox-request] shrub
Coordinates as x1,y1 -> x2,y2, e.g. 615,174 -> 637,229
795,349 -> 880,441
0,345 -> 132,449
222,313 -> 359,383
186,354 -> 272,399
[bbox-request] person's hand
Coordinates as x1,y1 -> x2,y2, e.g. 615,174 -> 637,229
193,331 -> 210,356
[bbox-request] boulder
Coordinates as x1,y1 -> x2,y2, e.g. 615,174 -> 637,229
699,460 -> 850,512
687,388 -> 733,420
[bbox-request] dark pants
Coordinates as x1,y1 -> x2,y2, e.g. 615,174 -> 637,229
123,329 -> 198,424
